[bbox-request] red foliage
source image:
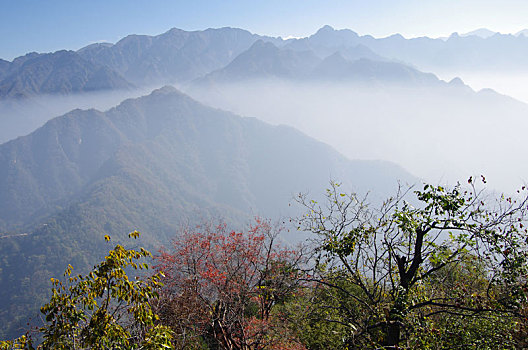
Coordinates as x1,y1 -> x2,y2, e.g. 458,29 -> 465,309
155,218 -> 306,350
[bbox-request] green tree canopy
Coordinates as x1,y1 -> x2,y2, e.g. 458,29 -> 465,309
1,232 -> 173,350
296,178 -> 528,348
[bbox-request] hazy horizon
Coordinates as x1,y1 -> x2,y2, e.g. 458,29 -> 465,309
3,0 -> 528,60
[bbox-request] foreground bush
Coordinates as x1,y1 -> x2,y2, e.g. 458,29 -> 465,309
1,232 -> 173,350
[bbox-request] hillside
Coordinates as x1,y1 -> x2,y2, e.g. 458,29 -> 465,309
0,50 -> 133,99
0,86 -> 415,339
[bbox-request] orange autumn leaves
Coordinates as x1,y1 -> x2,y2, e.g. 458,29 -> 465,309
155,218 -> 306,350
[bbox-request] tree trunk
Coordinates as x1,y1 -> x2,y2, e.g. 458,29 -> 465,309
383,287 -> 408,348
384,320 -> 401,348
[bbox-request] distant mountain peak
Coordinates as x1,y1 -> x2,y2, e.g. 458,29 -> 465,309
11,52 -> 41,65
313,25 -> 361,38
195,39 -> 321,82
387,33 -> 405,40
461,28 -> 498,38
317,25 -> 335,33
77,26 -> 274,85
448,77 -> 465,85
164,27 -> 186,34
151,85 -> 180,95
308,25 -> 360,47
115,85 -> 187,110
205,26 -> 252,34
77,42 -> 113,54
515,29 -> 528,37
249,39 -> 279,51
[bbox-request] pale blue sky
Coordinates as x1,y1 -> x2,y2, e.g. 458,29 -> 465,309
2,0 -> 528,60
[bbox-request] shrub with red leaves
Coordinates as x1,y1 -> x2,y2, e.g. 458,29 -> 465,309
154,218 -> 306,350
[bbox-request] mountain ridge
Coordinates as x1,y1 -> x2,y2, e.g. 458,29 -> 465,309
4,25 -> 528,102
77,27 -> 285,85
0,50 -> 133,99
0,86 -> 415,339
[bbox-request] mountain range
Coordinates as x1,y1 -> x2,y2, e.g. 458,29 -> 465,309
183,34 -> 528,192
460,28 -> 528,38
193,40 -> 438,86
77,27 -> 284,85
1,24 -> 526,189
2,24 -> 528,144
4,24 -> 528,102
287,25 -> 528,74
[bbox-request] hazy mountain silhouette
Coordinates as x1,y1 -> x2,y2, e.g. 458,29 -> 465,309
286,25 -> 361,54
195,40 -> 321,82
310,52 -> 438,85
78,27 -> 284,85
515,29 -> 528,37
0,50 -> 133,99
5,25 -> 528,101
288,25 -> 528,72
461,28 -> 498,38
192,41 -> 442,88
182,34 -> 528,193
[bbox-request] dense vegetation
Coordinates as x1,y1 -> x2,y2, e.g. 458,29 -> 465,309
2,179 -> 527,349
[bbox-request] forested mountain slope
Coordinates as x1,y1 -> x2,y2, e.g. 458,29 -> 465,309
0,50 -> 133,99
0,86 -> 414,339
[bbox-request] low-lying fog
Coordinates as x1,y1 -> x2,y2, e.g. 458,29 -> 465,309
435,70 -> 528,105
2,76 -> 526,194
185,79 -> 528,193
0,85 -> 163,144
